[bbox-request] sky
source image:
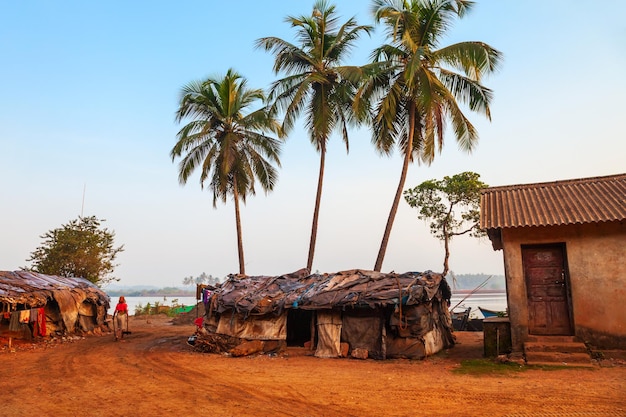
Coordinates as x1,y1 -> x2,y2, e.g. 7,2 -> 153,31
1,1 -> 625,288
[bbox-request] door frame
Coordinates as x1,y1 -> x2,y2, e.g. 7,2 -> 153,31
521,243 -> 574,336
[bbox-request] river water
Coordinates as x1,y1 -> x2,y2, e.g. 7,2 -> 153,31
450,290 -> 507,318
108,296 -> 199,316
108,292 -> 507,319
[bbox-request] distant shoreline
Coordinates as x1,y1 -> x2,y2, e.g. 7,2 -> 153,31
451,289 -> 506,294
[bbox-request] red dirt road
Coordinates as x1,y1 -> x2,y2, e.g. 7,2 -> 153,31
1,315 -> 625,416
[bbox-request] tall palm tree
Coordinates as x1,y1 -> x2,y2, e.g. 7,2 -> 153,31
355,0 -> 501,271
171,69 -> 283,275
256,0 -> 372,272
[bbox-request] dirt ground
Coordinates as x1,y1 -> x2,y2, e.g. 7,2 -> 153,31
1,315 -> 625,417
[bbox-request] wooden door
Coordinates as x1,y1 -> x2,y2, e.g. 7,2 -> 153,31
522,244 -> 572,335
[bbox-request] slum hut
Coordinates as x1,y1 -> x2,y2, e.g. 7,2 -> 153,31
202,269 -> 454,360
0,270 -> 110,342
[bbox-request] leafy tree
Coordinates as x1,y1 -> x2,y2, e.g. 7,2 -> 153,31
404,171 -> 487,276
171,69 -> 283,275
355,0 -> 501,271
182,272 -> 220,287
27,215 -> 124,286
256,0 -> 372,272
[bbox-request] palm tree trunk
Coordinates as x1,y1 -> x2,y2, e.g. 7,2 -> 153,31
306,146 -> 326,272
374,106 -> 416,272
233,184 -> 245,276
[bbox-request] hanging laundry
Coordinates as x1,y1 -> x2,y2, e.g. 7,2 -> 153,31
19,309 -> 30,323
29,308 -> 38,323
38,307 -> 46,336
9,311 -> 21,331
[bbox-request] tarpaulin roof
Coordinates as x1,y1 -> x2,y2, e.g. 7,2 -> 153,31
216,269 -> 450,316
0,270 -> 110,308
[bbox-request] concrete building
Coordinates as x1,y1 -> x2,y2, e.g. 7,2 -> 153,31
481,173 -> 626,353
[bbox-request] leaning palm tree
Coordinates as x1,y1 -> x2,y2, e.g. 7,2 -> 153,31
171,69 -> 283,275
355,0 -> 501,271
256,0 -> 372,272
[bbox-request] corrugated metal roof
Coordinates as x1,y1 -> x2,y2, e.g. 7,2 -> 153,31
480,173 -> 626,229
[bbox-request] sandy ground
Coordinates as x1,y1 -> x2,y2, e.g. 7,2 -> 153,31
1,314 -> 625,417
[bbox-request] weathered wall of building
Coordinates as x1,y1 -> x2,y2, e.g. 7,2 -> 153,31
501,221 -> 626,350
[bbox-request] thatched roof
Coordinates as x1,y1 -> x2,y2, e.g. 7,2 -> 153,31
0,270 -> 110,308
216,269 -> 451,316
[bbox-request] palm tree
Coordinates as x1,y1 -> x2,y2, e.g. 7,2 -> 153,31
171,69 -> 283,275
255,0 -> 372,272
356,0 -> 501,271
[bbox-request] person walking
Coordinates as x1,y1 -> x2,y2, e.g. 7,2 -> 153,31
114,296 -> 129,340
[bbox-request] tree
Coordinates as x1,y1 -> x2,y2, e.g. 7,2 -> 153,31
256,0 -> 372,272
27,215 -> 124,286
182,272 -> 220,287
355,0 -> 501,271
404,171 -> 487,276
171,69 -> 283,275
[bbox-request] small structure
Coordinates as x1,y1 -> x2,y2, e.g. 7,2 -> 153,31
200,268 -> 454,360
481,173 -> 626,352
0,270 -> 110,341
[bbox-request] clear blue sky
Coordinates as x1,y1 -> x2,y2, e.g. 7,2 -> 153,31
1,1 -> 625,287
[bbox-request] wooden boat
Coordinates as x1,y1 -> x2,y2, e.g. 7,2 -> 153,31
478,306 -> 506,318
450,307 -> 484,331
451,307 -> 471,331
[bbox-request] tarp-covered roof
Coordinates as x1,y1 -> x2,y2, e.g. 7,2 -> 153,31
216,269 -> 450,316
0,270 -> 110,308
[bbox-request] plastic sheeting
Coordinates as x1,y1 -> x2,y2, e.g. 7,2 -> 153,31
216,269 -> 451,315
217,311 -> 287,340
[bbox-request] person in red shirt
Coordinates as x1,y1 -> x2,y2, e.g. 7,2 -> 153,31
114,296 -> 129,340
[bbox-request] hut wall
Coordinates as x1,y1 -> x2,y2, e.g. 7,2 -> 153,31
216,311 -> 287,340
341,309 -> 385,360
501,221 -> 626,350
314,311 -> 342,358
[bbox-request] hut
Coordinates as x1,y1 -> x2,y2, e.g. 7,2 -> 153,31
199,268 -> 454,360
0,270 -> 110,341
481,173 -> 626,353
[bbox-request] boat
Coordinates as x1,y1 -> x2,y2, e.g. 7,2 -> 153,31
478,306 -> 506,318
451,307 -> 485,331
451,306 -> 472,330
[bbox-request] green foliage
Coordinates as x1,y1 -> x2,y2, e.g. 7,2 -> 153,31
134,298 -> 195,317
405,172 -> 487,241
27,215 -> 124,286
453,359 -> 526,376
404,172 -> 487,275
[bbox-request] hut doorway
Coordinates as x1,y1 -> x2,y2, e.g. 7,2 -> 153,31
286,309 -> 313,347
522,243 -> 573,335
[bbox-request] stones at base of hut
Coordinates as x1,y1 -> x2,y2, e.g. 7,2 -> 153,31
230,340 -> 286,357
193,333 -> 287,357
193,333 -> 240,353
340,342 -> 349,358
231,340 -> 265,357
351,348 -> 368,360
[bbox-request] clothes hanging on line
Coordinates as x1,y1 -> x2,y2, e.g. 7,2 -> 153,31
9,311 -> 21,332
37,308 -> 46,337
